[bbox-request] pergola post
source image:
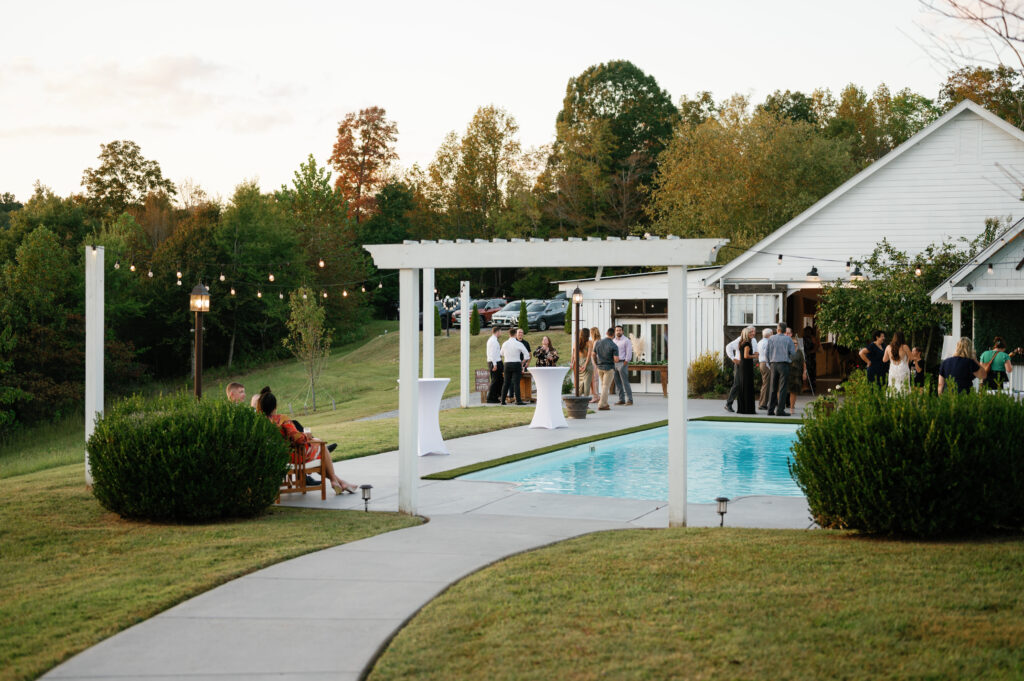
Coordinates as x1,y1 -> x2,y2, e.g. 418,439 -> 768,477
952,300 -> 962,338
667,265 -> 688,527
84,246 -> 104,486
460,280 -> 470,407
399,268 -> 421,515
422,268 -> 434,378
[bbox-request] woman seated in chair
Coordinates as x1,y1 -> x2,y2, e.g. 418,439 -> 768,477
256,388 -> 358,495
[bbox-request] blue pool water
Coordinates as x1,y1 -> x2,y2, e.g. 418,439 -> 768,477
461,422 -> 802,503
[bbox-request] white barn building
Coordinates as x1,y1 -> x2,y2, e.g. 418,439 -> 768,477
558,100 -> 1024,393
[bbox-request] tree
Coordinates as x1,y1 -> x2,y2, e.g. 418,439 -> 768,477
81,140 -> 176,216
283,287 -> 332,412
0,192 -> 21,231
329,107 -> 399,223
938,64 -> 1024,127
647,101 -> 858,251
517,301 -> 528,331
919,0 -> 1024,71
548,60 -> 679,236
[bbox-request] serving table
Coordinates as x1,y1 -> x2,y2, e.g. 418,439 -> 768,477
528,366 -> 569,429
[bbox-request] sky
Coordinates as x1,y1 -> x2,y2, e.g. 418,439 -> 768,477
0,0 -> 977,204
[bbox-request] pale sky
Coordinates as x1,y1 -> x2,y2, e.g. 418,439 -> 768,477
0,0 -> 967,204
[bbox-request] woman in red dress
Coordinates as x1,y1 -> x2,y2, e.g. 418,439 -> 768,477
257,388 -> 358,495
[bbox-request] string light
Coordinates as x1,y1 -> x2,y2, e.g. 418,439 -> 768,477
130,263 -> 137,272
776,254 -> 782,265
318,258 -> 325,268
987,263 -> 994,275
230,287 -> 236,296
257,290 -> 262,298
219,272 -> 225,282
914,266 -> 922,277
378,281 -> 383,289
176,269 -> 182,279
279,293 -> 284,300
343,289 -> 348,297
176,280 -> 182,286
361,285 -> 366,293
268,273 -> 275,282
322,290 -> 328,298
302,292 -> 307,299
147,269 -> 153,278
845,260 -> 851,272
114,260 -> 121,269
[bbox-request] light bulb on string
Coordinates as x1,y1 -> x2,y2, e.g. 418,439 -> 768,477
361,285 -> 366,293
130,263 -> 137,272
176,269 -> 182,279
776,254 -> 782,265
176,280 -> 182,287
302,292 -> 307,300
914,266 -> 922,277
987,263 -> 994,275
343,289 -> 348,297
114,260 -> 121,269
230,287 -> 236,296
322,290 -> 328,298
147,269 -> 153,278
378,281 -> 383,289
845,260 -> 851,272
219,272 -> 225,282
257,290 -> 262,298
268,273 -> 275,282
318,258 -> 325,268
279,293 -> 284,300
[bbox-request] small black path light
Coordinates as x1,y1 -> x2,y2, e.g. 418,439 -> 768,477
189,283 -> 210,399
715,496 -> 730,527
360,484 -> 373,512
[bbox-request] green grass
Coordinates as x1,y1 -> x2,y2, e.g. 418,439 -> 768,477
422,420 -> 668,480
0,464 -> 420,681
368,528 -> 1024,681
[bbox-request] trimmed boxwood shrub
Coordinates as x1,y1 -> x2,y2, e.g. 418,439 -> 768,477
88,393 -> 291,522
790,386 -> 1024,537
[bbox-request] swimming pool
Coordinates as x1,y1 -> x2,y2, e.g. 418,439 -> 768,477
460,422 -> 803,503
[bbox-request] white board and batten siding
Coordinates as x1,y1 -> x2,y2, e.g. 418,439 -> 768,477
556,269 -> 723,365
709,101 -> 1024,288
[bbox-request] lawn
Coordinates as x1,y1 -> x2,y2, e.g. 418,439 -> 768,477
368,528 -> 1024,681
0,464 -> 420,681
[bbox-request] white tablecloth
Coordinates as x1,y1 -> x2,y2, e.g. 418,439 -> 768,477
528,366 -> 569,429
398,378 -> 451,455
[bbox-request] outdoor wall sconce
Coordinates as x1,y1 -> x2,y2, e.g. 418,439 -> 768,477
715,496 -> 730,527
360,484 -> 373,512
851,265 -> 865,281
806,266 -> 820,281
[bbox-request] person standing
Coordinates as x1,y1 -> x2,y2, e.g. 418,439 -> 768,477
788,335 -> 807,412
910,346 -> 927,388
533,336 -> 559,366
612,325 -> 634,406
500,328 -> 529,405
485,326 -> 504,403
571,328 -> 595,401
736,327 -> 757,414
589,327 -> 601,398
592,328 -> 619,411
802,326 -> 818,394
980,337 -> 1014,390
765,322 -> 795,416
859,330 -> 888,386
757,328 -> 773,410
517,328 -> 532,369
724,326 -> 755,413
939,337 -> 990,394
884,331 -> 911,393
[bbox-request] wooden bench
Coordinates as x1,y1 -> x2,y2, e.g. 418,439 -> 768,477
276,439 -> 327,502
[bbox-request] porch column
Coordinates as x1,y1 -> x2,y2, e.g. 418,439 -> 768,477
667,265 -> 688,527
460,280 -> 470,407
84,245 -> 104,486
399,268 -> 421,515
422,268 -> 434,378
952,300 -> 962,339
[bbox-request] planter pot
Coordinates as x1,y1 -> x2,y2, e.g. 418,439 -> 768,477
562,395 -> 591,419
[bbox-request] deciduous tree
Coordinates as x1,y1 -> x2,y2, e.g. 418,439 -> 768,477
81,140 -> 176,216
329,107 -> 399,223
284,286 -> 332,411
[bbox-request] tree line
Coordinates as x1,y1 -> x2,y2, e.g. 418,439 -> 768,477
1,60 -> 1020,428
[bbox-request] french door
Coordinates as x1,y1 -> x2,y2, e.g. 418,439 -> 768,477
617,318 -> 668,393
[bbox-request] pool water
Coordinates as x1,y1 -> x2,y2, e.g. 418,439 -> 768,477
460,422 -> 803,503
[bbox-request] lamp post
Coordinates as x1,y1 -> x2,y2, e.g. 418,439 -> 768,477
442,296 -> 457,337
572,286 -> 583,396
189,283 -> 210,399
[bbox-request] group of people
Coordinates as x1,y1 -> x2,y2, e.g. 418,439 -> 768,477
225,382 -> 359,495
485,326 -> 561,405
725,322 -> 807,416
570,325 -> 634,410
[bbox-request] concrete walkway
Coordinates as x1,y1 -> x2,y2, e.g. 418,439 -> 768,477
44,396 -> 815,680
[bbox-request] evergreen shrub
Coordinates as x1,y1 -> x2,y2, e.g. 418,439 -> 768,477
687,351 -> 721,395
790,386 -> 1024,537
434,305 -> 442,336
88,394 -> 290,522
517,301 -> 529,330
469,303 -> 481,335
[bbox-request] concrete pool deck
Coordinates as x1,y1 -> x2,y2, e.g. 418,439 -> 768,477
44,396 -> 815,681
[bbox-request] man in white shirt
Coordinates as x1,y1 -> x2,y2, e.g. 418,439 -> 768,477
724,325 -> 755,412
612,325 -> 634,405
757,328 -> 773,410
485,326 -> 503,403
500,328 -> 529,404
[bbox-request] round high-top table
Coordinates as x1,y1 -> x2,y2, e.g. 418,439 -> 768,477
528,366 -> 569,429
398,378 -> 451,456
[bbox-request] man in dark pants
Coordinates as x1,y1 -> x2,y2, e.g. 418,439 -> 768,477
485,326 -> 503,403
500,327 -> 528,405
765,322 -> 795,416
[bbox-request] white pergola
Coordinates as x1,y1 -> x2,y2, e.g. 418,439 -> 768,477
365,236 -> 727,527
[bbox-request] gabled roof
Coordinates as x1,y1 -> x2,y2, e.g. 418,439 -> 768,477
930,216 -> 1024,303
706,99 -> 1024,286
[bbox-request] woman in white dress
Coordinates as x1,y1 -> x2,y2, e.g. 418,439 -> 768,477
884,331 -> 911,393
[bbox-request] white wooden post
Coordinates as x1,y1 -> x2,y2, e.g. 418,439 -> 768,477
84,246 -> 104,486
667,266 -> 688,527
952,300 -> 962,339
422,268 -> 434,378
460,280 -> 470,407
399,268 -> 421,515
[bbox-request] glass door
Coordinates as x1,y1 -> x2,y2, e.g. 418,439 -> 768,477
618,321 -> 645,390
618,318 -> 668,393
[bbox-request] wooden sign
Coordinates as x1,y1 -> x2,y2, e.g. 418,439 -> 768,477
475,369 -> 490,392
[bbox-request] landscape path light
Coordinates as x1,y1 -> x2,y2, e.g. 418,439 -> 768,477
715,496 -> 729,527
189,283 -> 210,399
360,484 -> 373,512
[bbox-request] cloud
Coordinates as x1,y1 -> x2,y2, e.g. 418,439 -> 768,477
0,124 -> 98,139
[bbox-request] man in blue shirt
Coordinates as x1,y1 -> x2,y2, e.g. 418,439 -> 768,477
763,322 -> 795,416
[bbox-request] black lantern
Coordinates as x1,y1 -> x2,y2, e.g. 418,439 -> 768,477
571,287 -> 583,395
360,484 -> 373,512
806,266 -> 819,281
189,283 -> 210,399
715,496 -> 729,527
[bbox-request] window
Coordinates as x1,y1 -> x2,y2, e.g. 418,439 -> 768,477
728,293 -> 782,325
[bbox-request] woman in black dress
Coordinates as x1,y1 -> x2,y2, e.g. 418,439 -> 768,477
737,327 -> 757,414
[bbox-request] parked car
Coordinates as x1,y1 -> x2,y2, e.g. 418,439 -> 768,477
452,298 -> 507,327
490,299 -> 539,328
418,299 -> 459,330
526,299 -> 569,331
